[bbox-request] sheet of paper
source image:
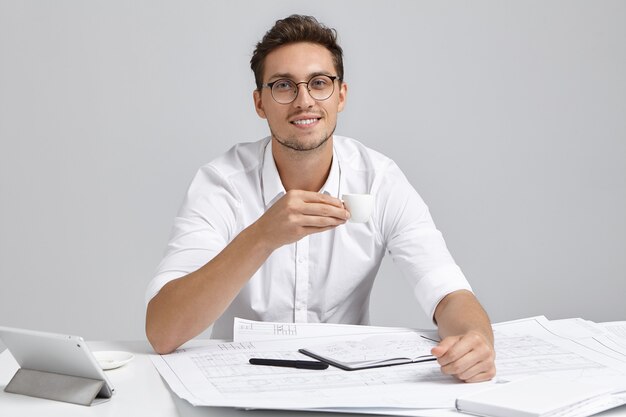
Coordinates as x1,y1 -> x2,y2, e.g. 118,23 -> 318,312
150,336 -> 492,409
598,321 -> 626,350
293,407 -> 462,416
526,317 -> 626,366
233,317 -> 438,342
546,318 -> 608,339
600,322 -> 626,338
151,316 -> 626,412
492,316 -> 626,390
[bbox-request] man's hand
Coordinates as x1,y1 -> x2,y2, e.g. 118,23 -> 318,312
431,330 -> 496,383
253,190 -> 350,250
432,290 -> 496,382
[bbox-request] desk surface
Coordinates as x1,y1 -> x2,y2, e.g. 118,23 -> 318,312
1,341 -> 625,417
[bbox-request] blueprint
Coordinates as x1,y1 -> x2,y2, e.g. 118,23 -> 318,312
150,316 -> 626,413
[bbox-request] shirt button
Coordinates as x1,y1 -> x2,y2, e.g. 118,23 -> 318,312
297,257 -> 304,263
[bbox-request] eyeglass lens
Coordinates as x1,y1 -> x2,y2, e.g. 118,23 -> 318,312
271,75 -> 335,104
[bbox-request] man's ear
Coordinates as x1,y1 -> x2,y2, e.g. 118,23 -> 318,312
253,89 -> 267,119
337,81 -> 348,113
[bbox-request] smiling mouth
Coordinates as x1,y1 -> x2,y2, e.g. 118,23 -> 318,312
291,118 -> 321,126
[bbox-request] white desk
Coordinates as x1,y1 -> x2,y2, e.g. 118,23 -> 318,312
2,341 -> 626,417
0,341 -> 177,417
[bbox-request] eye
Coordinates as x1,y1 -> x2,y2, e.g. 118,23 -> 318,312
273,80 -> 294,91
309,77 -> 330,90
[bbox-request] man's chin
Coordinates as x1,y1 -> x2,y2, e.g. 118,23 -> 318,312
273,132 -> 332,152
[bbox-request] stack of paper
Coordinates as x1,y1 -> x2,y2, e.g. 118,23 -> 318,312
150,316 -> 626,416
456,375 -> 626,417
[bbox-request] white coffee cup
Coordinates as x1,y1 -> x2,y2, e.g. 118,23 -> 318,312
342,194 -> 374,223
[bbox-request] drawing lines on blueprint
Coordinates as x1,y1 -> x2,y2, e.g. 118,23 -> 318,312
236,321 -> 298,338
189,350 -> 446,395
495,335 -> 610,377
208,365 -> 448,395
190,350 -> 307,378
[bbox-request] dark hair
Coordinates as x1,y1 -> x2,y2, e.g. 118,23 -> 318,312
250,15 -> 344,90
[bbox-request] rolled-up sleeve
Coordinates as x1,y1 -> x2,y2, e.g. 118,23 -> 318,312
377,162 -> 472,322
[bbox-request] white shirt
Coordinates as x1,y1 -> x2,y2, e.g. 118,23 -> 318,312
146,136 -> 472,339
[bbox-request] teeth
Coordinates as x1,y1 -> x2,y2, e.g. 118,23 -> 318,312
292,118 -> 318,125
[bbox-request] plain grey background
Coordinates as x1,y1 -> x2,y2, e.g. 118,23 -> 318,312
1,0 -> 624,348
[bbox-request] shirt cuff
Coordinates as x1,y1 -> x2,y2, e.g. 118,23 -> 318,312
412,264 -> 473,324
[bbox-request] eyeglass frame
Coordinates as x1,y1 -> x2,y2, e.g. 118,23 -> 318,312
261,75 -> 342,104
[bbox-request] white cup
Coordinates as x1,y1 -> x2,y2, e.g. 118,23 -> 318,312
342,194 -> 374,223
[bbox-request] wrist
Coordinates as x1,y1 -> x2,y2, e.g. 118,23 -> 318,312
244,221 -> 278,255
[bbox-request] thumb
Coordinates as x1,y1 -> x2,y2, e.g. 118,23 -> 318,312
431,336 -> 457,358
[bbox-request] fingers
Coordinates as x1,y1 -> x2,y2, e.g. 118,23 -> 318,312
284,190 -> 350,223
433,332 -> 496,383
440,349 -> 492,381
300,202 -> 350,221
299,191 -> 345,208
459,361 -> 497,382
256,190 -> 352,248
431,336 -> 457,358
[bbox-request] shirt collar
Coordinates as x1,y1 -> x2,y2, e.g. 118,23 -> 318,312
320,145 -> 341,198
261,138 -> 285,207
260,138 -> 342,207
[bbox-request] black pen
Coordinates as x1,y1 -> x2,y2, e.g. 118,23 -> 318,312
249,358 -> 329,370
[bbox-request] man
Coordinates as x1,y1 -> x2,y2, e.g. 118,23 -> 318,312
145,15 -> 496,383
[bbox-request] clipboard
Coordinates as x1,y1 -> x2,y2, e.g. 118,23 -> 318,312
0,326 -> 114,406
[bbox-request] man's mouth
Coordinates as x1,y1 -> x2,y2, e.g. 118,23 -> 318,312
291,118 -> 320,126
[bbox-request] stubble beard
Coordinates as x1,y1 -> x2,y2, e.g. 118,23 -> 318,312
271,123 -> 336,153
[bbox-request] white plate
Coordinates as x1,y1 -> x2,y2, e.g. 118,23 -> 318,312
93,350 -> 134,370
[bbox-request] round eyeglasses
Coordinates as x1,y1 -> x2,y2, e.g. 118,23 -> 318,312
261,75 -> 341,104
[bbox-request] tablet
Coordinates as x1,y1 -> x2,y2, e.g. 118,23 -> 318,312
0,326 -> 114,402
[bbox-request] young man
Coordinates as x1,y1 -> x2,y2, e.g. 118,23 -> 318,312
146,15 -> 496,382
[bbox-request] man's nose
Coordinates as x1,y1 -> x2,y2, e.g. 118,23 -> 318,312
292,83 -> 315,108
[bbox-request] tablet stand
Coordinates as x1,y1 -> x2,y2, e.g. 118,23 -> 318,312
5,368 -> 106,406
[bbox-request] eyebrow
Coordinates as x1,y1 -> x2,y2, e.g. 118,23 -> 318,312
267,71 -> 334,82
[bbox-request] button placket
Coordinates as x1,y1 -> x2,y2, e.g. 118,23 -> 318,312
293,236 -> 310,322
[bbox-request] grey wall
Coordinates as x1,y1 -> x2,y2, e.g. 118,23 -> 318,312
1,0 -> 624,345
